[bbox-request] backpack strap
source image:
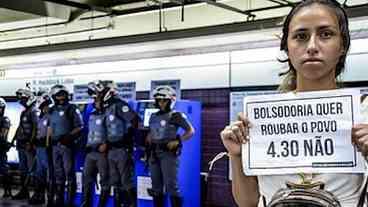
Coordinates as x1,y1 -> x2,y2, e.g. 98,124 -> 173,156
357,176 -> 368,207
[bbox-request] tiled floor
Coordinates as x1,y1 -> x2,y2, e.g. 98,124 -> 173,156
0,199 -> 44,207
0,190 -> 45,207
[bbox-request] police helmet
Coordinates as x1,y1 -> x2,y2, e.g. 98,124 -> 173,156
50,84 -> 70,104
87,80 -> 105,97
152,86 -> 176,100
88,80 -> 116,102
268,182 -> 341,207
15,88 -> 37,107
36,91 -> 53,109
50,84 -> 69,97
0,98 -> 6,109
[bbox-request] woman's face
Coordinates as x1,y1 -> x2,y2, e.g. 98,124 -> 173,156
287,4 -> 344,88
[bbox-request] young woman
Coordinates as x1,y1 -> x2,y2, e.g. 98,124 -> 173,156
220,1 -> 368,206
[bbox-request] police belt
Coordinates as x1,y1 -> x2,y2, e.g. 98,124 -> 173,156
34,137 -> 47,147
85,144 -> 104,153
16,138 -> 31,146
151,142 -> 170,151
108,140 -> 132,149
51,137 -> 61,145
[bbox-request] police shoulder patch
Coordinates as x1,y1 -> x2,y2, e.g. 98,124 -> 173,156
109,115 -> 115,121
160,120 -> 167,127
122,105 -> 130,113
181,112 -> 188,120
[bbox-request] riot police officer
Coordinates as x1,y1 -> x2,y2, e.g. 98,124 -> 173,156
28,92 -> 53,205
48,84 -> 83,207
0,97 -> 12,198
80,82 -> 110,207
12,88 -> 38,200
99,80 -> 138,207
147,86 -> 194,207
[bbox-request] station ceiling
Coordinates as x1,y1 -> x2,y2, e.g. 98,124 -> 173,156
0,0 -> 367,54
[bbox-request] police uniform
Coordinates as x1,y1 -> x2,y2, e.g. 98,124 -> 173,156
81,109 -> 109,207
0,115 -> 11,197
49,103 -> 83,206
0,116 -> 11,173
29,112 -> 49,204
105,96 -> 137,207
148,110 -> 191,206
12,106 -> 38,200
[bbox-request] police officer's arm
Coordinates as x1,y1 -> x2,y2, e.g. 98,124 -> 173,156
11,117 -> 22,145
30,110 -> 38,144
69,106 -> 84,137
181,124 -> 194,141
0,128 -> 9,140
172,112 -> 194,141
0,117 -> 10,140
117,101 -> 137,126
46,114 -> 52,147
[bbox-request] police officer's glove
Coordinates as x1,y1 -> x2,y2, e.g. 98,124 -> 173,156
98,143 -> 108,153
0,140 -> 12,152
25,141 -> 34,152
59,134 -> 73,147
167,136 -> 182,155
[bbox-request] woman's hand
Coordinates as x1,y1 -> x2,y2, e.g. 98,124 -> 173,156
220,113 -> 251,157
352,124 -> 368,156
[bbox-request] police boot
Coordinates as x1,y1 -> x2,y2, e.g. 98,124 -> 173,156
46,182 -> 55,207
152,194 -> 164,207
170,196 -> 182,207
113,188 -> 122,207
97,189 -> 110,207
80,185 -> 93,207
126,188 -> 137,207
66,183 -> 77,207
54,184 -> 65,207
28,182 -> 46,205
12,175 -> 29,200
2,175 -> 12,198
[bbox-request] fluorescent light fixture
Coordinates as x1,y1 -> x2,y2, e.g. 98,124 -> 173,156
0,26 -> 111,45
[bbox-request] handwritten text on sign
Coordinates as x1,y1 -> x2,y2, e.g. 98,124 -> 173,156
242,89 -> 364,175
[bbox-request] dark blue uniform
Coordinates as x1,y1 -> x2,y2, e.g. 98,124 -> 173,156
34,114 -> 48,181
81,110 -> 109,207
0,116 -> 10,174
49,103 -> 83,206
16,107 -> 38,179
148,111 -> 191,202
105,97 -> 137,207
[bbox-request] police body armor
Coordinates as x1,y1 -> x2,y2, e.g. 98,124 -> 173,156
105,103 -> 129,143
149,111 -> 177,144
0,116 -> 11,152
87,113 -> 106,149
49,105 -> 72,142
18,108 -> 36,142
35,115 -> 48,147
268,182 -> 341,207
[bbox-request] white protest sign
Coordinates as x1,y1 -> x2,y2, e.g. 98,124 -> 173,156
242,89 -> 365,175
